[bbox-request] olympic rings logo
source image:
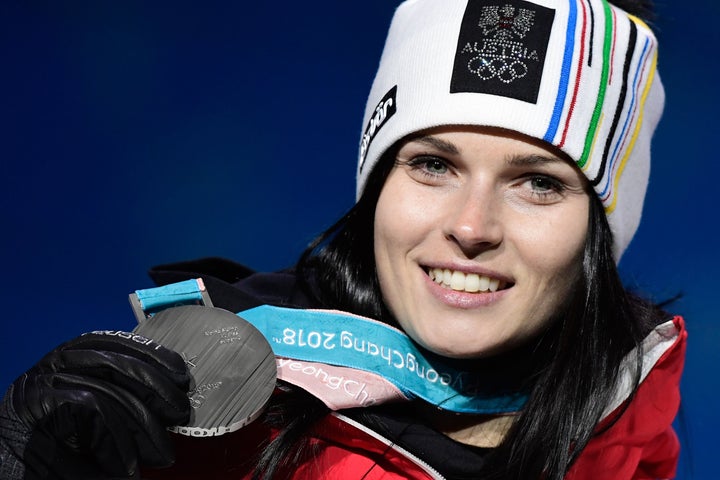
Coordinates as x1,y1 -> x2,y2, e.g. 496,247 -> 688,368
467,55 -> 529,84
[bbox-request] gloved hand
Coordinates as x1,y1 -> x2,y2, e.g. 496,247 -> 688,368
0,331 -> 192,479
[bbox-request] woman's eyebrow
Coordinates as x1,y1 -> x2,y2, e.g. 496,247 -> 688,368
408,137 -> 567,166
412,136 -> 460,155
505,153 -> 565,167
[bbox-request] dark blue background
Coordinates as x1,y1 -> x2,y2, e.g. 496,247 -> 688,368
1,1 -> 716,477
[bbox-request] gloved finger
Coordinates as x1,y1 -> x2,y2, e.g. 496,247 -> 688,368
22,384 -> 140,479
29,372 -> 179,468
40,349 -> 191,425
40,332 -> 191,389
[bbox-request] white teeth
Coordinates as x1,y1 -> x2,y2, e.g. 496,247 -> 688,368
465,273 -> 480,292
450,271 -> 465,291
428,268 -> 504,294
443,269 -> 452,285
478,275 -> 490,292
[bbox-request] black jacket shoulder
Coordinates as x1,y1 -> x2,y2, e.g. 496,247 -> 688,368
148,257 -> 318,313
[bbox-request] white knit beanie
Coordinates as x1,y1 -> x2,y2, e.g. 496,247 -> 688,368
356,0 -> 664,260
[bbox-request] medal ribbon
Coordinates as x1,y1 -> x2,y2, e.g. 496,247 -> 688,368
239,305 -> 526,414
132,281 -> 528,414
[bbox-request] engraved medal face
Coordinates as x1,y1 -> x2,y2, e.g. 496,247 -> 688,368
133,305 -> 276,437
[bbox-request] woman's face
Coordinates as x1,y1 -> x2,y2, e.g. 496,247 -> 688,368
374,127 -> 590,359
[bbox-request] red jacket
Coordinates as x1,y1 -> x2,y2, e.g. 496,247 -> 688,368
143,316 -> 686,480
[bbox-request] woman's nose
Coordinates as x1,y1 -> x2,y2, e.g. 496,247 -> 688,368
442,188 -> 503,254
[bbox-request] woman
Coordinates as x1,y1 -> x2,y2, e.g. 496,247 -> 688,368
0,0 -> 685,479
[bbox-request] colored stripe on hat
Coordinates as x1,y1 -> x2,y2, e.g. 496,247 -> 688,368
600,34 -> 650,195
587,0 -> 596,67
599,15 -> 657,210
579,0 -> 614,170
605,49 -> 657,214
609,7 -> 618,84
543,0 -> 578,143
591,19 -> 638,186
557,0 -> 589,149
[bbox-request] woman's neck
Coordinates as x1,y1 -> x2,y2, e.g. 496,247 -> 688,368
419,404 -> 516,448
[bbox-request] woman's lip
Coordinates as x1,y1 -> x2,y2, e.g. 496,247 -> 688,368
422,269 -> 511,309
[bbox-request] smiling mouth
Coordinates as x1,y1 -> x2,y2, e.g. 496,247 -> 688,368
427,268 -> 512,293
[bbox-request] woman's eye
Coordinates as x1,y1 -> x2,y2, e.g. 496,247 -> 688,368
424,159 -> 448,175
523,175 -> 566,201
529,176 -> 558,192
407,156 -> 449,176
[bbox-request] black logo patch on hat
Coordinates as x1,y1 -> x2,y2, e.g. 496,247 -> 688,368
359,85 -> 397,172
450,0 -> 555,104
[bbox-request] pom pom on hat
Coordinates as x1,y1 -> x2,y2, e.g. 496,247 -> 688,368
356,0 -> 664,261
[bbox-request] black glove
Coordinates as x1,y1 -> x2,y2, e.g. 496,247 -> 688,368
0,331 -> 192,479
